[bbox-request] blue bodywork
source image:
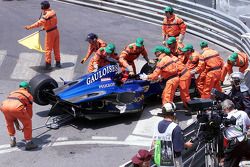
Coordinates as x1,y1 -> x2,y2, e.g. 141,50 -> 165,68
49,64 -> 164,118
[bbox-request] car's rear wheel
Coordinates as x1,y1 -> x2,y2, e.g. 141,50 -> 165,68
29,74 -> 58,105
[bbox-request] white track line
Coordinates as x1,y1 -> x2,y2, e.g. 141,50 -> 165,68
0,50 -> 6,67
11,52 -> 42,80
91,136 -> 118,140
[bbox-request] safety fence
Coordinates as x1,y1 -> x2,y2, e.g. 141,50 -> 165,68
56,0 -> 250,166
58,0 -> 250,56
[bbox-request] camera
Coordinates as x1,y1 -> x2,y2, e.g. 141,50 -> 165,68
187,98 -> 236,142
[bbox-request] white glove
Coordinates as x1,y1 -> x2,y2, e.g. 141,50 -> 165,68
178,34 -> 185,43
93,63 -> 98,72
129,71 -> 135,76
126,65 -> 133,72
162,41 -> 166,46
148,59 -> 155,64
139,73 -> 148,80
190,69 -> 196,75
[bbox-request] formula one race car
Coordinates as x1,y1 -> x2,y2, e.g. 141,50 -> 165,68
29,64 -> 164,120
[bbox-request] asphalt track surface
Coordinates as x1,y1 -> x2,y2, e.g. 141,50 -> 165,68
0,0 -> 231,166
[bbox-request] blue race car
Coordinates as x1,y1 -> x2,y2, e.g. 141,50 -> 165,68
29,64 -> 164,120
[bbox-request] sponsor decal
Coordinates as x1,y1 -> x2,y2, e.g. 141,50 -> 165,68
99,83 -> 115,89
101,78 -> 111,82
86,65 -> 118,85
133,95 -> 144,102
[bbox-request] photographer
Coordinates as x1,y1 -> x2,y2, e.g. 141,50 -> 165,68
221,99 -> 250,167
228,72 -> 250,116
151,102 -> 193,167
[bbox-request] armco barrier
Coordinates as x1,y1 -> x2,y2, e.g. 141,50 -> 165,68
58,0 -> 250,56
56,0 -> 250,166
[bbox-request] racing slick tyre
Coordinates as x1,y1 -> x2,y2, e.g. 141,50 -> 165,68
140,63 -> 155,75
29,74 -> 58,105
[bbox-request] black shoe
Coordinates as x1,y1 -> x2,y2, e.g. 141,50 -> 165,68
45,63 -> 52,70
55,61 -> 61,68
10,137 -> 16,147
25,141 -> 38,151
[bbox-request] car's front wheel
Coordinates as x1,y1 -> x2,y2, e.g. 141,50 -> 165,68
29,74 -> 58,105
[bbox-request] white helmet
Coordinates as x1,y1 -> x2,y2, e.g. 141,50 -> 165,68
163,102 -> 176,113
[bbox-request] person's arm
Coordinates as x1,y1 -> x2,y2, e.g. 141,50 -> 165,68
162,18 -> 167,45
239,59 -> 249,73
25,17 -> 46,30
178,18 -> 187,43
193,54 -> 204,74
26,94 -> 33,118
119,51 -> 130,69
81,45 -> 94,63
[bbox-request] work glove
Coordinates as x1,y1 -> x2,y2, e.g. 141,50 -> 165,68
162,40 -> 166,46
24,25 -> 31,30
139,73 -> 148,80
81,58 -> 87,64
178,34 -> 185,43
190,69 -> 196,75
148,59 -> 155,64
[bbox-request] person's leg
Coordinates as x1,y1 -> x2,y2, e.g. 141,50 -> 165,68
162,77 -> 179,105
53,30 -> 61,63
44,33 -> 53,68
2,111 -> 16,147
179,75 -> 191,107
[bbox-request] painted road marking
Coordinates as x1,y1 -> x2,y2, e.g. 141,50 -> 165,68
91,136 -> 118,140
11,52 -> 42,80
0,50 -> 7,67
0,139 -> 150,154
49,54 -> 78,82
125,135 -> 151,147
131,107 -> 162,137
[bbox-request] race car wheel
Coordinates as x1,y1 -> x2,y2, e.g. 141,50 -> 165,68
140,63 -> 155,75
29,74 -> 58,105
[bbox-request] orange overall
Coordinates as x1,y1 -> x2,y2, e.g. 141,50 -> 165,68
221,52 -> 249,82
88,47 -> 118,73
28,9 -> 60,64
82,39 -> 107,63
184,51 -> 204,95
162,14 -> 186,40
171,55 -> 191,105
119,43 -> 149,74
148,55 -> 179,105
0,88 -> 33,140
195,47 -> 224,99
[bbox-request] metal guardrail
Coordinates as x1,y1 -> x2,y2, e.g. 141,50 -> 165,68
58,0 -> 250,56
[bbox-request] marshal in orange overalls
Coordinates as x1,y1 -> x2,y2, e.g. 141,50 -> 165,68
81,38 -> 107,63
119,43 -> 150,74
221,52 -> 249,82
195,47 -> 224,98
0,88 -> 33,141
88,47 -> 118,73
148,55 -> 180,105
162,14 -> 186,42
25,8 -> 60,66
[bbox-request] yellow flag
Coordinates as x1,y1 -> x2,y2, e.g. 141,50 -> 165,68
18,31 -> 45,52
